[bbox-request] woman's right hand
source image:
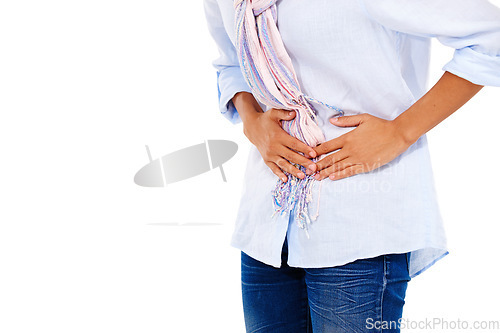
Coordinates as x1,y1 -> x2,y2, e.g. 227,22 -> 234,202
242,108 -> 318,182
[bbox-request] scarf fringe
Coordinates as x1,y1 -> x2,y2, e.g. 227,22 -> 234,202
270,161 -> 322,240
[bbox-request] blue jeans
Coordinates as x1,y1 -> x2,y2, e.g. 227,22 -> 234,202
241,236 -> 411,333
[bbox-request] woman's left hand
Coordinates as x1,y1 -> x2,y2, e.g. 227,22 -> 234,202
309,113 -> 412,181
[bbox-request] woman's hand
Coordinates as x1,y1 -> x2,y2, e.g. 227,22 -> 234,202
243,108 -> 318,182
309,113 -> 412,181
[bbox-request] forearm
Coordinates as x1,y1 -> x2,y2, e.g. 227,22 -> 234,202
232,91 -> 264,125
393,71 -> 484,146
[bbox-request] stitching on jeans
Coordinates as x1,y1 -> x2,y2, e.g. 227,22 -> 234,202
306,299 -> 311,332
405,252 -> 410,277
380,255 -> 387,333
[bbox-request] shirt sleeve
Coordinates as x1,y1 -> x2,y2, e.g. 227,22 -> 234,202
359,0 -> 500,87
203,0 -> 253,125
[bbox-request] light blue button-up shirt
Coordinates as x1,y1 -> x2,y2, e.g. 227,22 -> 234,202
204,0 -> 500,278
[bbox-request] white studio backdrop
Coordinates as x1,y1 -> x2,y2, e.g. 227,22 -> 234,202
0,1 -> 499,332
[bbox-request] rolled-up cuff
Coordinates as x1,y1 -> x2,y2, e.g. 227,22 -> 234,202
442,46 -> 500,87
217,67 -> 253,125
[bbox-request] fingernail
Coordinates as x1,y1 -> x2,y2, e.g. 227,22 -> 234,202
298,172 -> 305,178
314,174 -> 320,180
308,164 -> 316,172
305,169 -> 311,175
309,151 -> 316,158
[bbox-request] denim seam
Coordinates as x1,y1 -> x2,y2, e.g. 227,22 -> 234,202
380,255 -> 388,333
306,299 -> 311,332
405,252 -> 410,276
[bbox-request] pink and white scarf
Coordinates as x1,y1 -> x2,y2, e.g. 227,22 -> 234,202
234,0 -> 344,238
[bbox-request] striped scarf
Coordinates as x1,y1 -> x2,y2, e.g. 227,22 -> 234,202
234,0 -> 344,239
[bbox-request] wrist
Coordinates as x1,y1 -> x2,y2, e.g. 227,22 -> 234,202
392,111 -> 422,147
232,91 -> 263,125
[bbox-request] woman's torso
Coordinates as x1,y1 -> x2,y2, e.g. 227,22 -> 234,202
216,0 -> 449,278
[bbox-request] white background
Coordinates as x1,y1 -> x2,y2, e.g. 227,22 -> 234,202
0,1 -> 499,332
